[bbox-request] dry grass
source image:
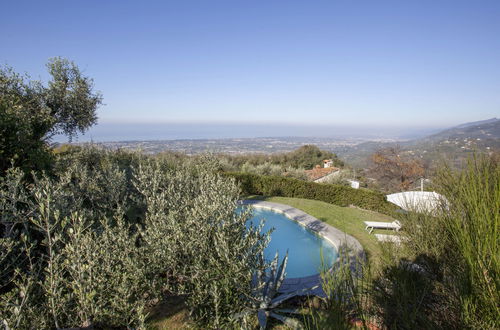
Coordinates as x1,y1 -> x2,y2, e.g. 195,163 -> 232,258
147,296 -> 195,330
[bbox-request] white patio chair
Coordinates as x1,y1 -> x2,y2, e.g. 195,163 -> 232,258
364,220 -> 401,234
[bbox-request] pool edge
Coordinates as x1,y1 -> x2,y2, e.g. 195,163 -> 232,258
240,200 -> 365,297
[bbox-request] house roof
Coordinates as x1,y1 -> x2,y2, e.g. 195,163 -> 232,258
304,167 -> 339,181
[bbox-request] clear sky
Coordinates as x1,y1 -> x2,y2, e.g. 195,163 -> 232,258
2,0 -> 500,130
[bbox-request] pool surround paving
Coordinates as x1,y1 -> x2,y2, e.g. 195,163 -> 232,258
241,200 -> 365,297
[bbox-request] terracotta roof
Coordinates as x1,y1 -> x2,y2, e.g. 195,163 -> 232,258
304,167 -> 339,181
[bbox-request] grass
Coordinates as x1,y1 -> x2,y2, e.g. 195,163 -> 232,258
246,195 -> 398,266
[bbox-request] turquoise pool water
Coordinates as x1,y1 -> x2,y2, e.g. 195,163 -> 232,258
247,207 -> 338,278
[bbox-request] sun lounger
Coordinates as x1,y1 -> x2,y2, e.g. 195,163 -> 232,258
364,220 -> 401,234
375,234 -> 406,244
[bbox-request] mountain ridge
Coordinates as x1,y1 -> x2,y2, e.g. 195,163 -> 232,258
453,117 -> 499,129
337,118 -> 500,168
422,117 -> 500,142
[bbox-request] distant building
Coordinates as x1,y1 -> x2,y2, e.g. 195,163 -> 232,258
347,180 -> 360,189
323,159 -> 334,168
305,165 -> 340,183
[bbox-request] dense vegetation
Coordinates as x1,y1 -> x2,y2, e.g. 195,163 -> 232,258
388,154 -> 499,328
0,58 -> 102,175
227,172 -> 397,215
0,61 -> 272,328
217,144 -> 344,171
368,146 -> 427,192
0,147 -> 269,328
153,144 -> 344,181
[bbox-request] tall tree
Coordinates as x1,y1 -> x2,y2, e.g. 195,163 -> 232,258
369,146 -> 425,191
0,58 -> 102,174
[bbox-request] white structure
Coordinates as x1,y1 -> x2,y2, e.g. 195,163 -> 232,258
323,159 -> 334,168
364,220 -> 402,234
347,180 -> 360,189
386,191 -> 444,213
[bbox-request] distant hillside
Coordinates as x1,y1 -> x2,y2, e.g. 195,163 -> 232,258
421,118 -> 500,142
406,118 -> 500,168
453,117 -> 499,129
337,118 -> 500,168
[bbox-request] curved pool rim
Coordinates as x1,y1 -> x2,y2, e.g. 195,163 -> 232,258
241,200 -> 365,297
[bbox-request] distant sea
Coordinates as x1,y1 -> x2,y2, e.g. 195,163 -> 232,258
54,122 -> 443,143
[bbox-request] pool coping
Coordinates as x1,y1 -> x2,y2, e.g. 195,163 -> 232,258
241,200 -> 365,297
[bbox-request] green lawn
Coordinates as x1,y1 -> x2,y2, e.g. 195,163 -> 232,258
247,195 -> 398,263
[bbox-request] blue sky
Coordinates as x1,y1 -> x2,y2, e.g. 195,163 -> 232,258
2,0 -> 500,130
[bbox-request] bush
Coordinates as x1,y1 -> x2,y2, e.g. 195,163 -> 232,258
240,161 -> 284,176
213,144 -> 344,173
371,154 -> 499,329
133,157 -> 269,328
226,172 -> 397,214
0,165 -> 153,328
0,148 -> 269,329
427,155 -> 499,327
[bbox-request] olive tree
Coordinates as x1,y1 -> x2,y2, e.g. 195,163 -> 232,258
0,161 -> 150,329
134,156 -> 269,328
1,149 -> 270,329
0,58 -> 102,174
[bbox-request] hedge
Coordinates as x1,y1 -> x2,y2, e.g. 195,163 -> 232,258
225,172 -> 397,215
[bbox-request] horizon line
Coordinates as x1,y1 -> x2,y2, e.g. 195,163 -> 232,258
94,118 -> 452,129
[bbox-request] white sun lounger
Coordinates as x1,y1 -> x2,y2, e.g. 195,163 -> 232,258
375,234 -> 406,244
364,220 -> 401,234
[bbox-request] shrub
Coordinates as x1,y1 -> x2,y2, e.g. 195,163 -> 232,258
371,154 -> 499,329
241,161 -> 284,176
226,172 -> 397,214
236,251 -> 318,329
134,157 -> 269,328
431,155 -> 499,327
305,250 -> 369,330
0,164 -> 152,328
1,149 -> 269,329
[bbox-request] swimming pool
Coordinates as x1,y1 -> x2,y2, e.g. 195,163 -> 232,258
246,207 -> 338,278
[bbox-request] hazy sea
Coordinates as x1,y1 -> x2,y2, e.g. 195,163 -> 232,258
54,122 -> 443,143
